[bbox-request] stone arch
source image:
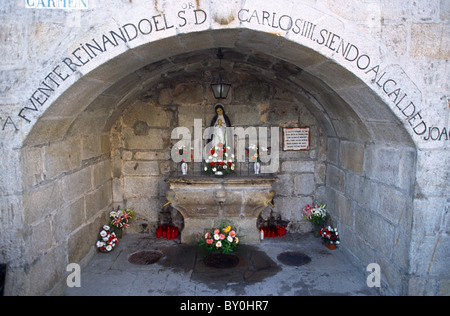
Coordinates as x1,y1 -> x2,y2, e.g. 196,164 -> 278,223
16,13 -> 420,295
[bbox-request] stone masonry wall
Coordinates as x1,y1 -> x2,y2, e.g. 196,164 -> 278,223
110,73 -> 327,235
19,134 -> 111,295
0,0 -> 448,296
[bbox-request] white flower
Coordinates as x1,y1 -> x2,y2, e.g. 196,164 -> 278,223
100,230 -> 107,237
96,241 -> 105,248
216,241 -> 222,248
204,167 -> 208,171
212,168 -> 217,172
227,236 -> 233,243
106,245 -> 112,252
103,237 -> 109,242
214,234 -> 220,240
103,225 -> 110,231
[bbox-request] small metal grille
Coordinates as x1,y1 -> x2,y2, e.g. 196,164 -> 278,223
277,252 -> 311,266
203,253 -> 240,269
128,251 -> 163,265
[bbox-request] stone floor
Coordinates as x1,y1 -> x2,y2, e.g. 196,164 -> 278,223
63,232 -> 380,296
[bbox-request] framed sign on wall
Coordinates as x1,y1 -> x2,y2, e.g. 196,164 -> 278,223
282,127 -> 310,151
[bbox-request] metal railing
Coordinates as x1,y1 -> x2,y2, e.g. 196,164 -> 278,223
172,162 -> 265,177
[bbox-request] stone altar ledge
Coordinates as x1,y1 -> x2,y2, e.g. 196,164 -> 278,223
165,175 -> 278,244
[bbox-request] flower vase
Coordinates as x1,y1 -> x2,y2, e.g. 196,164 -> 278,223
181,162 -> 188,176
113,227 -> 123,239
254,162 -> 261,175
325,242 -> 336,250
313,224 -> 322,237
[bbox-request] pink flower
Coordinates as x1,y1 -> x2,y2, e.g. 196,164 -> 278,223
229,231 -> 236,238
123,211 -> 131,221
219,234 -> 225,240
112,216 -> 123,227
206,239 -> 213,245
214,229 -> 220,235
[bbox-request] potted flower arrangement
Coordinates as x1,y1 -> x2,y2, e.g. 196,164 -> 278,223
247,144 -> 269,174
198,223 -> 240,255
204,143 -> 235,176
110,208 -> 135,238
174,145 -> 193,176
320,226 -> 340,250
302,204 -> 327,237
96,225 -> 119,253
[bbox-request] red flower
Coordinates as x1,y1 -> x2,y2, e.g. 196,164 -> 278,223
218,161 -> 225,166
210,149 -> 215,155
209,162 -> 216,167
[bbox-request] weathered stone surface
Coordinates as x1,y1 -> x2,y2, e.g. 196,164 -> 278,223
166,176 -> 277,243
45,138 -> 81,180
0,0 -> 448,297
340,141 -> 364,174
411,23 -> 449,59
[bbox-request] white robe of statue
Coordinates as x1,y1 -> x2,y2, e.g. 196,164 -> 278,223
212,115 -> 227,148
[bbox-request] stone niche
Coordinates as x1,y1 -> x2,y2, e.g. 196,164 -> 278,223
166,175 -> 278,244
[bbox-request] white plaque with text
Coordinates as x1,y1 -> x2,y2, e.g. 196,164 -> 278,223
283,127 -> 310,151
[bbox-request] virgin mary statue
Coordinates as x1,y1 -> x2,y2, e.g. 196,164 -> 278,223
208,104 -> 232,149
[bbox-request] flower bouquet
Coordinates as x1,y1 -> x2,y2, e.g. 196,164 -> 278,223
110,208 -> 135,237
174,145 -> 193,163
302,204 -> 327,236
198,223 -> 240,254
174,145 -> 193,175
320,226 -> 340,250
96,225 -> 119,252
302,204 -> 327,226
204,143 -> 235,176
247,144 -> 270,163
